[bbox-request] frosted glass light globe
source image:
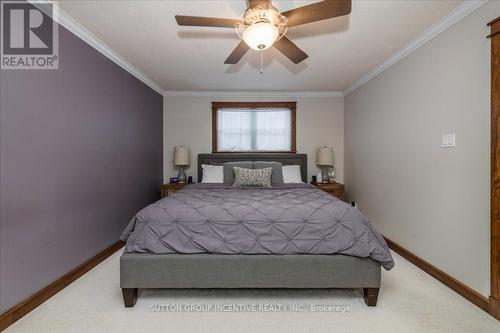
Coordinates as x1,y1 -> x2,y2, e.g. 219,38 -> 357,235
242,22 -> 279,50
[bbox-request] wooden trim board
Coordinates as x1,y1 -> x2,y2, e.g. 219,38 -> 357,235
384,237 -> 490,313
0,241 -> 125,331
487,16 -> 500,38
489,16 -> 500,320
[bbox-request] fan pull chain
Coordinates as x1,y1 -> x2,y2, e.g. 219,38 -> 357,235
260,50 -> 264,74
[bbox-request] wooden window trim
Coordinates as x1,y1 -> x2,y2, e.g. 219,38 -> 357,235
211,101 -> 297,153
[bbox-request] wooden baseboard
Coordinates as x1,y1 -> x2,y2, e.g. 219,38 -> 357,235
0,240 -> 124,331
384,237 -> 491,314
490,296 -> 500,320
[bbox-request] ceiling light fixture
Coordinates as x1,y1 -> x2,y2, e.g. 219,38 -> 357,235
235,5 -> 287,73
241,22 -> 278,51
236,5 -> 287,50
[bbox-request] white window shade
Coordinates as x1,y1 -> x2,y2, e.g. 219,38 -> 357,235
217,108 -> 291,152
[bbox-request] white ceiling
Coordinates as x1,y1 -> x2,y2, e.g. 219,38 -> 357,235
57,0 -> 462,92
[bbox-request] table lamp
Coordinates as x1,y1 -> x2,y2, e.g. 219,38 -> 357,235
174,146 -> 190,183
317,146 -> 334,183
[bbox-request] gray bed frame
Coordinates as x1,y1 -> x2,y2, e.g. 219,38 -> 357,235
120,153 -> 381,307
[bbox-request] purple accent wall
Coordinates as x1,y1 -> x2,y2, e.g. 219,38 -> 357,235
0,23 -> 163,312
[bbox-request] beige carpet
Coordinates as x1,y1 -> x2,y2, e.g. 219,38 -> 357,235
4,250 -> 499,333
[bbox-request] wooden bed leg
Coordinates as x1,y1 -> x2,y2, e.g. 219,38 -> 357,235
363,287 -> 379,306
122,288 -> 137,307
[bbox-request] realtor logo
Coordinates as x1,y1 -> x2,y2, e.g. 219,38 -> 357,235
1,1 -> 58,69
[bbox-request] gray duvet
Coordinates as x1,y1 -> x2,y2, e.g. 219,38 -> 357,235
121,183 -> 394,270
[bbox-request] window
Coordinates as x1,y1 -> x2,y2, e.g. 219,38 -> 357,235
212,102 -> 296,153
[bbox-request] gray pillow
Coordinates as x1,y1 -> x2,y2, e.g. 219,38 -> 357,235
233,167 -> 272,188
223,161 -> 253,184
253,161 -> 284,185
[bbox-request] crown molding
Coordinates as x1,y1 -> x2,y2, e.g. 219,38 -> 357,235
343,0 -> 488,96
29,0 -> 164,95
163,90 -> 344,98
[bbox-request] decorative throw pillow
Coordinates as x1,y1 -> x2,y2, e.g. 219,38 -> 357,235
233,167 -> 272,188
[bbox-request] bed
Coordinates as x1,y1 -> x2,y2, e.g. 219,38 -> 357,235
120,153 -> 394,307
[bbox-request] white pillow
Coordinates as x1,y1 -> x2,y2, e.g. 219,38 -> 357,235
282,165 -> 303,183
201,164 -> 223,183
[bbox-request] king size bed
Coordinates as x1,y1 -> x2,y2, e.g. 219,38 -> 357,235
119,153 -> 394,307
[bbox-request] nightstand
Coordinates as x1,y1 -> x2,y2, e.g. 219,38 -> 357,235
160,182 -> 191,198
311,181 -> 345,201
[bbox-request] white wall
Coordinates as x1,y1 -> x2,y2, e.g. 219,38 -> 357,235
344,1 -> 498,297
163,95 -> 344,183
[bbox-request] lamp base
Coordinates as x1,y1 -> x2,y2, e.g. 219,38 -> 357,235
322,167 -> 330,183
177,167 -> 187,183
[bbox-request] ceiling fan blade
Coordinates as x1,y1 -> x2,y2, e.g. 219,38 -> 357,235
281,0 -> 351,27
247,0 -> 270,9
273,36 -> 308,64
224,40 -> 250,64
175,15 -> 242,28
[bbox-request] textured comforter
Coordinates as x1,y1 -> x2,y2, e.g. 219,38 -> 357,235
121,184 -> 394,270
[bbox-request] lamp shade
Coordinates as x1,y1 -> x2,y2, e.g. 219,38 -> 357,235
174,146 -> 190,166
317,146 -> 333,166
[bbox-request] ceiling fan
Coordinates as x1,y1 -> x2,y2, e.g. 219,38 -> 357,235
175,0 -> 351,66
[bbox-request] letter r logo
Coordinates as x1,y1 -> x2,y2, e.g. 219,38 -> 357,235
2,2 -> 53,55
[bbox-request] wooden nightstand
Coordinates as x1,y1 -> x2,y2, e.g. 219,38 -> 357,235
311,181 -> 345,201
160,182 -> 191,198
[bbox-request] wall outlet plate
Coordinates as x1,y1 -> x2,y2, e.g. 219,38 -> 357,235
441,133 -> 456,148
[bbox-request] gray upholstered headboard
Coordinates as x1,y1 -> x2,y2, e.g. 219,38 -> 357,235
198,153 -> 307,183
